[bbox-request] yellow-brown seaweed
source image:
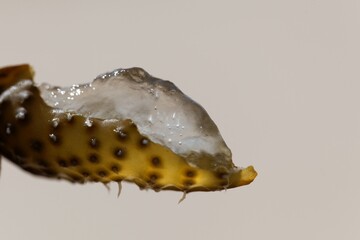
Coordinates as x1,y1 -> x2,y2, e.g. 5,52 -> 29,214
0,64 -> 257,193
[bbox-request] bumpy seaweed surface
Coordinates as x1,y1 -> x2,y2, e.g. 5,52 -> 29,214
0,64 -> 257,193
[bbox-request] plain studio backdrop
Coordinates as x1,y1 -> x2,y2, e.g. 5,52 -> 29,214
0,1 -> 359,239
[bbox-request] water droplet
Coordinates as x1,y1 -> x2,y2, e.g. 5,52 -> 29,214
84,118 -> 93,127
70,84 -> 79,91
67,113 -> 73,121
172,112 -> 176,119
5,124 -> 12,135
57,89 -> 66,95
141,138 -> 149,146
75,89 -> 82,96
49,133 -> 57,142
168,138 -> 172,142
52,118 -> 60,128
178,141 -> 182,145
89,138 -> 98,148
114,127 -> 127,139
100,73 -> 110,79
15,107 -> 27,120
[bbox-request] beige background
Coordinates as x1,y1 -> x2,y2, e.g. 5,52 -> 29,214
0,1 -> 359,239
